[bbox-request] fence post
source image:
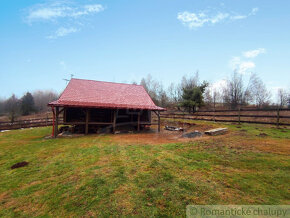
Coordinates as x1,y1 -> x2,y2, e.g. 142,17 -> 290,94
213,107 -> 216,122
238,106 -> 241,125
276,106 -> 280,128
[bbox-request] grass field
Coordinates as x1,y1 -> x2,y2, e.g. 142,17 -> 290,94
0,120 -> 289,217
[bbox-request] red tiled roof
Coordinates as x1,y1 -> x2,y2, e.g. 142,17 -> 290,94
48,78 -> 165,111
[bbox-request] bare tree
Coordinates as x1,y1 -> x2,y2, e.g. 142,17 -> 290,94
33,90 -> 58,112
180,71 -> 200,90
222,71 -> 245,109
248,73 -> 271,108
167,82 -> 182,106
5,94 -> 19,122
140,74 -> 169,107
204,87 -> 221,109
159,89 -> 169,108
0,98 -> 5,115
277,88 -> 289,108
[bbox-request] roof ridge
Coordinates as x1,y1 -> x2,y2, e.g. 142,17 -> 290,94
71,78 -> 142,86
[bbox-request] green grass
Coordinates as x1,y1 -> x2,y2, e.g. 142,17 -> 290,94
0,123 -> 289,217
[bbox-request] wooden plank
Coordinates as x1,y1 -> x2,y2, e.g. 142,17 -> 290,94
63,122 -> 86,125
161,115 -> 290,126
113,109 -> 117,133
85,108 -> 89,135
54,107 -> 59,138
64,121 -> 114,125
137,112 -> 140,131
158,111 -> 160,132
238,107 -> 241,125
88,122 -> 113,125
161,114 -> 290,118
277,107 -> 280,128
205,128 -> 228,136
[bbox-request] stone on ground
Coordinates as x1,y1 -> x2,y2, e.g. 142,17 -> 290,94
182,131 -> 202,138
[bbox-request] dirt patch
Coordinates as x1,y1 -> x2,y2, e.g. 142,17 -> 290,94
109,131 -> 182,145
108,122 -> 221,145
11,161 -> 29,169
257,133 -> 268,137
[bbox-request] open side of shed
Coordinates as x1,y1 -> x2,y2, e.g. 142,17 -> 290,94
49,78 -> 164,137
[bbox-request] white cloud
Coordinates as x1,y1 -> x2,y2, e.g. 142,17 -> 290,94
211,79 -> 227,92
229,57 -> 256,74
177,11 -> 229,28
26,3 -> 104,23
230,15 -> 247,20
47,27 -> 79,39
178,7 -> 258,29
243,48 -> 266,58
251,7 -> 259,15
229,46 -> 266,74
24,2 -> 104,39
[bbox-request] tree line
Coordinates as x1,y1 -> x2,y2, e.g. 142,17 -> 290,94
0,91 -> 58,122
140,71 -> 290,112
0,72 -> 289,122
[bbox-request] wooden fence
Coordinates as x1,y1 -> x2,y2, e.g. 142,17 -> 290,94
160,108 -> 290,126
1,108 -> 290,131
0,117 -> 63,131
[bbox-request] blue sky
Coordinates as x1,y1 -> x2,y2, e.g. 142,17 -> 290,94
0,0 -> 289,99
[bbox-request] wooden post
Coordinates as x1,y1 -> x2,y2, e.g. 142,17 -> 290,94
157,111 -> 160,132
276,107 -> 280,128
85,108 -> 89,134
54,106 -> 59,138
238,106 -> 241,125
63,108 -> 66,123
113,109 -> 117,133
137,111 -> 140,131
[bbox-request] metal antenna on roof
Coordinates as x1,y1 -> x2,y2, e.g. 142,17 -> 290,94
63,79 -> 70,84
63,74 -> 74,85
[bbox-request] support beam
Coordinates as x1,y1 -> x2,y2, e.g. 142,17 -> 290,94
157,111 -> 160,132
276,107 -> 280,128
113,109 -> 117,133
137,112 -> 140,131
63,108 -> 66,123
51,106 -> 55,137
85,108 -> 89,134
54,106 -> 59,138
238,106 -> 241,125
152,110 -> 161,132
59,107 -> 65,114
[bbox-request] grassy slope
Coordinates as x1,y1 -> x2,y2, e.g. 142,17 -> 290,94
0,123 -> 289,217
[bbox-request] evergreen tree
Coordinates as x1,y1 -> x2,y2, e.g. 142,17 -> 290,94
20,92 -> 35,115
180,82 -> 208,113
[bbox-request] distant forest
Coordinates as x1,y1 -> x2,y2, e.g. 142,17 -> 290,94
0,91 -> 58,122
1,72 -> 289,122
139,71 -> 289,111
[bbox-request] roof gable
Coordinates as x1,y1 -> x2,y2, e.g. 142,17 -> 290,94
49,78 -> 165,110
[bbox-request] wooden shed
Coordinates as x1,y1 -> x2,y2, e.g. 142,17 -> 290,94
48,78 -> 165,137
